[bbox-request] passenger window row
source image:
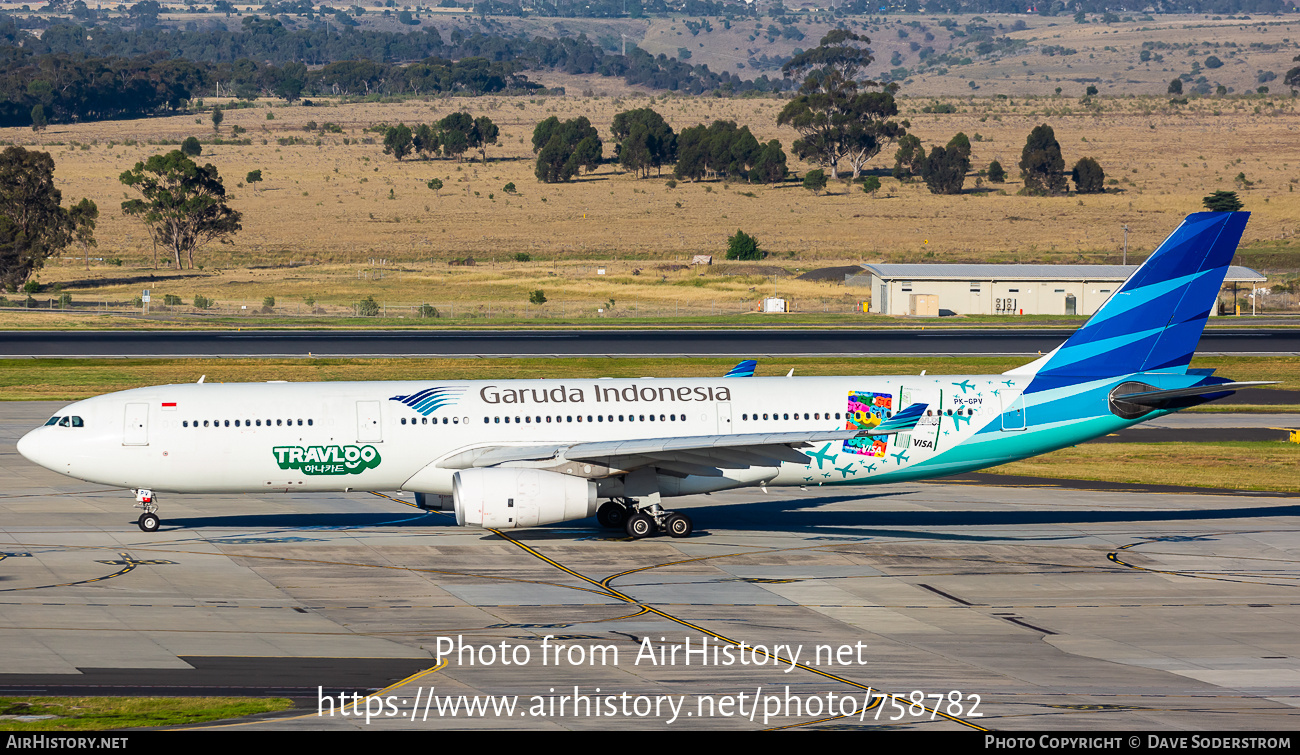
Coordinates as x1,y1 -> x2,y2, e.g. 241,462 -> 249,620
485,414 -> 687,424
927,408 -> 976,417
183,419 -> 313,428
743,412 -> 842,421
738,408 -> 977,421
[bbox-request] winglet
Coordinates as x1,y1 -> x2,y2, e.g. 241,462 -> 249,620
860,402 -> 928,436
724,359 -> 757,378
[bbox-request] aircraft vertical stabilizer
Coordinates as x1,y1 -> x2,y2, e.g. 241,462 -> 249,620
1023,212 -> 1248,385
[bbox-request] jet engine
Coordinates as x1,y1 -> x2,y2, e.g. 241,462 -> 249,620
453,468 -> 597,529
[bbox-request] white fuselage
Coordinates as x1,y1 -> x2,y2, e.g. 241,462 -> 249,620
18,374 -> 1039,497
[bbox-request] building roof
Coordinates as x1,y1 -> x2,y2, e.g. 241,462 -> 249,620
854,263 -> 1267,284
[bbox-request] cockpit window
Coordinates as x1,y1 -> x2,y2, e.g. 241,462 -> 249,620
71,416 -> 84,427
58,417 -> 70,427
45,416 -> 61,426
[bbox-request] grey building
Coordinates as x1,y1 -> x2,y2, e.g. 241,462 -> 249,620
847,264 -> 1267,317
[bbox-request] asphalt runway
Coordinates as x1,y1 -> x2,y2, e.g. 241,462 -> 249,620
2,327 -> 1300,358
3,402 -> 1300,730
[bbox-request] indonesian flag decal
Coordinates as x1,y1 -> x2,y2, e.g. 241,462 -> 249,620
161,402 -> 178,411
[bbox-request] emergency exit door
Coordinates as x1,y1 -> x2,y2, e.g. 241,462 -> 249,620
356,401 -> 383,443
1001,392 -> 1027,431
123,403 -> 149,446
899,386 -> 944,452
716,402 -> 732,434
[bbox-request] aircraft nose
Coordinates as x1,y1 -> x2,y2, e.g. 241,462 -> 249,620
16,428 -> 43,466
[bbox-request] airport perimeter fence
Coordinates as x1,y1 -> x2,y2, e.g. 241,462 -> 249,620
13,293 -> 1299,319
3,297 -> 875,320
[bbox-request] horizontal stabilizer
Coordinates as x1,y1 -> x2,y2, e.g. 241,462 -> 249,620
1113,381 -> 1277,405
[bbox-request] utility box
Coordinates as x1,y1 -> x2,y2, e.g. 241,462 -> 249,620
909,294 -> 939,317
761,297 -> 788,313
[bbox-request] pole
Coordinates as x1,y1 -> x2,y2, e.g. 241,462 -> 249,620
1122,224 -> 1128,265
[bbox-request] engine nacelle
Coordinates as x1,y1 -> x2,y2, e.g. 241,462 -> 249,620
453,468 -> 597,529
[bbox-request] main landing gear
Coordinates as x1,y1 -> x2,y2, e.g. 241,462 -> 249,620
597,498 -> 693,540
134,489 -> 160,532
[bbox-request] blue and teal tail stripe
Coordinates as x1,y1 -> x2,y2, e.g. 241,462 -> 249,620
1031,212 -> 1248,385
724,360 -> 757,378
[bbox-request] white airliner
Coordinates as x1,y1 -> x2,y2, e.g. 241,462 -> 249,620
17,213 -> 1272,538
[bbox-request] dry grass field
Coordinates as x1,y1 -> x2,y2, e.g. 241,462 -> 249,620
4,87 -> 1300,315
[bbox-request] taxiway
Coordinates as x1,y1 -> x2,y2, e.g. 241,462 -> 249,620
2,402 -> 1299,730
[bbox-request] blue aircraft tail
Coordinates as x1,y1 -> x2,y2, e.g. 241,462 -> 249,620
1028,212 -> 1249,382
724,359 -> 757,378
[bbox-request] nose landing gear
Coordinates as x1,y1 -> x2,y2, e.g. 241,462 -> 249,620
134,489 -> 160,532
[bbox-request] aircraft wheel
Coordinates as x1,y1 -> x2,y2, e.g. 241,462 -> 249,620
665,513 -> 693,539
597,502 -> 628,529
138,512 -> 160,532
625,513 -> 654,540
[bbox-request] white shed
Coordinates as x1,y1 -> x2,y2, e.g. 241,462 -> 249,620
847,264 -> 1266,317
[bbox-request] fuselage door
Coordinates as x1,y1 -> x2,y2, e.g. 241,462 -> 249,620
123,403 -> 149,446
1001,392 -> 1028,431
894,386 -> 913,448
357,401 -> 383,443
716,402 -> 732,434
909,387 -> 944,453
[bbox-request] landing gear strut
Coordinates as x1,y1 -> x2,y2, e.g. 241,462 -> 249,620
134,489 -> 160,532
599,497 -> 692,539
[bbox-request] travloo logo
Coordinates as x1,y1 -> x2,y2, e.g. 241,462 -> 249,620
272,445 -> 381,475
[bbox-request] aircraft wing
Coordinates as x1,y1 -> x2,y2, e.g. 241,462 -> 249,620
438,403 -> 927,476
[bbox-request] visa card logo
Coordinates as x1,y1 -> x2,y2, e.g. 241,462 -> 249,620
389,386 -> 466,416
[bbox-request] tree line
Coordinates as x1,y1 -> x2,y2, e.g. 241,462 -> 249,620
1,142 -> 244,290
382,112 -> 499,163
0,47 -> 539,128
532,116 -> 603,183
517,32 -> 1110,198
0,147 -> 98,291
879,0 -> 1284,13
891,123 -> 1105,196
531,109 -> 791,185
0,17 -> 792,126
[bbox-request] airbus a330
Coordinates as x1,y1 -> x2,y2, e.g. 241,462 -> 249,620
18,212 -> 1270,539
